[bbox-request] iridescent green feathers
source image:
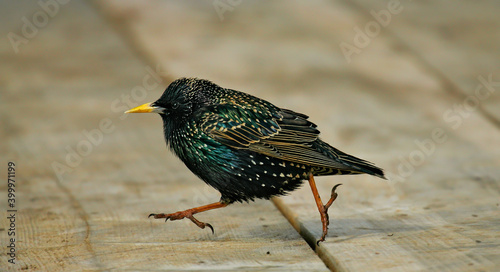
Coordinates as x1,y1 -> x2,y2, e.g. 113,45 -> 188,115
189,80 -> 385,179
155,78 -> 384,202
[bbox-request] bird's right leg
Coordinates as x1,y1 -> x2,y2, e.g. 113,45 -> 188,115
149,201 -> 228,234
307,173 -> 342,244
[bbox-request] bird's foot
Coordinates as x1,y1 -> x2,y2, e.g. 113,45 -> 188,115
324,183 -> 342,211
149,209 -> 214,234
148,201 -> 228,234
316,184 -> 342,245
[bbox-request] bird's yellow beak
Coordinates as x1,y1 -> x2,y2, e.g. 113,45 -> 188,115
125,102 -> 159,113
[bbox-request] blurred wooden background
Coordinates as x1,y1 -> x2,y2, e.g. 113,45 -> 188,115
1,1 -> 499,271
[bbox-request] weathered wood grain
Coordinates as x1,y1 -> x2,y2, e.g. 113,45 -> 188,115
344,0 -> 500,123
91,1 -> 500,271
0,1 -> 327,271
3,0 -> 499,271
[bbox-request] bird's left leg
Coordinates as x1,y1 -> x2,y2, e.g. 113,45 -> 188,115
149,201 -> 228,234
307,173 -> 342,244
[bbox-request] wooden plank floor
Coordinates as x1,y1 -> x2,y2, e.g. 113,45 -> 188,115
0,1 -> 327,271
2,0 -> 499,271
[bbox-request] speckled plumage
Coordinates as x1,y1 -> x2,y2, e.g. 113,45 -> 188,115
150,78 -> 385,203
126,77 -> 386,242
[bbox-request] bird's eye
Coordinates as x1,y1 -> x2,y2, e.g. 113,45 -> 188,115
172,102 -> 179,109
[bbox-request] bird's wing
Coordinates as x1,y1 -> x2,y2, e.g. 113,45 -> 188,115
198,103 -> 282,148
199,104 -> 349,169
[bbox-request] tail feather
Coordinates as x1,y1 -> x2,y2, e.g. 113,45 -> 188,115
315,140 -> 386,179
334,147 -> 385,179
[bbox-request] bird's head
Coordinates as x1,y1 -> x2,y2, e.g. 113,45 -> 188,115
125,78 -> 215,128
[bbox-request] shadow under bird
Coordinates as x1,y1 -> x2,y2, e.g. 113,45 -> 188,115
126,78 -> 385,243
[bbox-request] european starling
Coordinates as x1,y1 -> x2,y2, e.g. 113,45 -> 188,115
126,78 -> 385,243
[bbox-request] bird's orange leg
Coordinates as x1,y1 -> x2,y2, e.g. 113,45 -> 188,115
307,173 -> 342,244
149,201 -> 228,234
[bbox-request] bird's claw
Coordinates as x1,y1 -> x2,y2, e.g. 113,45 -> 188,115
148,211 -> 215,234
324,183 -> 342,210
332,183 -> 342,194
317,183 -> 342,244
205,223 -> 214,234
148,213 -> 170,220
